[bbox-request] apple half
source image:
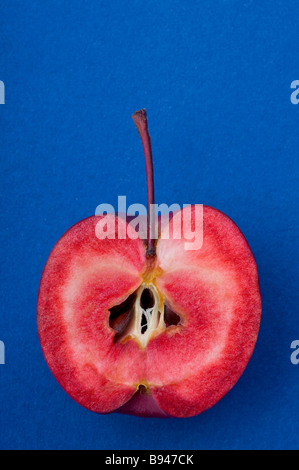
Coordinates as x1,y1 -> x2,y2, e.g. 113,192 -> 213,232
37,110 -> 261,418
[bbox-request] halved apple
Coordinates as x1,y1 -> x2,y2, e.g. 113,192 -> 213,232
37,110 -> 261,418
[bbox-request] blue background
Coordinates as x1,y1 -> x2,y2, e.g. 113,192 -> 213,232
0,0 -> 298,450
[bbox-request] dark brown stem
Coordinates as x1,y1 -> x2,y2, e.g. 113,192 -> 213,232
132,109 -> 156,257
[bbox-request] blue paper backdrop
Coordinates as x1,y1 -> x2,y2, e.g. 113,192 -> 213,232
0,0 -> 299,450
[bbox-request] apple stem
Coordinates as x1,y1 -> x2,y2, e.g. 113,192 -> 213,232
132,109 -> 156,257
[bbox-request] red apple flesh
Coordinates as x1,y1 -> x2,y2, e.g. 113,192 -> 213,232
37,110 -> 261,418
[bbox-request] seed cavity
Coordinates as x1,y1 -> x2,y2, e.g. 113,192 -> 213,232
109,285 -> 181,348
164,304 -> 181,327
140,288 -> 155,309
141,313 -> 148,334
109,292 -> 136,341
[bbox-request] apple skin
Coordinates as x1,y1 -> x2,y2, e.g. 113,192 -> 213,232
117,388 -> 169,418
37,205 -> 261,418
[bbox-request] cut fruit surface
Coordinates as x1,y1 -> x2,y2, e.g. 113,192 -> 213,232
38,207 -> 261,417
148,206 -> 261,417
38,215 -> 146,413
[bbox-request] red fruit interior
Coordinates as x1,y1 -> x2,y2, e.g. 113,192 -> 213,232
37,206 -> 261,418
